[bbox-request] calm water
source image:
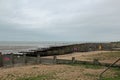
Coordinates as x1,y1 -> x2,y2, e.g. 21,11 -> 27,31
0,41 -> 79,54
0,41 -> 78,47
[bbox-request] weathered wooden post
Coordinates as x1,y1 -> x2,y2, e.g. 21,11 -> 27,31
93,59 -> 100,65
23,54 -> 27,65
53,55 -> 57,64
11,53 -> 15,66
37,54 -> 41,64
72,57 -> 75,63
0,52 -> 3,67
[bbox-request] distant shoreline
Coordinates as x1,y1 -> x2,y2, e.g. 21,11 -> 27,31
0,42 -> 75,54
0,46 -> 37,54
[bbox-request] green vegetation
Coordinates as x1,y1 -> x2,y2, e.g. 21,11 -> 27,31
103,74 -> 120,80
65,63 -> 104,69
86,51 -> 120,60
65,63 -> 120,80
17,75 -> 48,80
17,74 -> 55,80
103,76 -> 120,80
84,73 -> 97,77
82,64 -> 103,69
102,67 -> 120,80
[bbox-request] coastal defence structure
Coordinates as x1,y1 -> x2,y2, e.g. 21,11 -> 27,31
0,42 -> 119,80
0,42 -> 119,68
20,43 -> 112,57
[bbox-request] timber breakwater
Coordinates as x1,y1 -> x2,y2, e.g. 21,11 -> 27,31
20,43 -> 112,57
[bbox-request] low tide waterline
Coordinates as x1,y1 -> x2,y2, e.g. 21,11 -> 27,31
0,41 -> 77,54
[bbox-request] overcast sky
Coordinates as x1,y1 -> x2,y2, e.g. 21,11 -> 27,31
0,0 -> 120,42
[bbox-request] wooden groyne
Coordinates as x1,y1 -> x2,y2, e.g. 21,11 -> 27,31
19,43 -> 112,57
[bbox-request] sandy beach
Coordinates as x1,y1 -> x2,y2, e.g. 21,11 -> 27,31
43,51 -> 120,64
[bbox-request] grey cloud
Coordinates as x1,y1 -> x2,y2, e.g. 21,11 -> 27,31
0,0 -> 120,41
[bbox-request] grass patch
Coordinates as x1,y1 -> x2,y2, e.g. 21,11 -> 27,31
17,73 -> 55,80
17,75 -> 48,80
84,73 -> 97,77
87,51 -> 120,60
101,67 -> 120,80
64,63 -> 104,69
83,64 -> 103,69
103,72 -> 120,80
32,66 -> 39,69
103,76 -> 120,80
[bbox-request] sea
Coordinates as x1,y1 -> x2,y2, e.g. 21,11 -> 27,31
0,41 -> 81,54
